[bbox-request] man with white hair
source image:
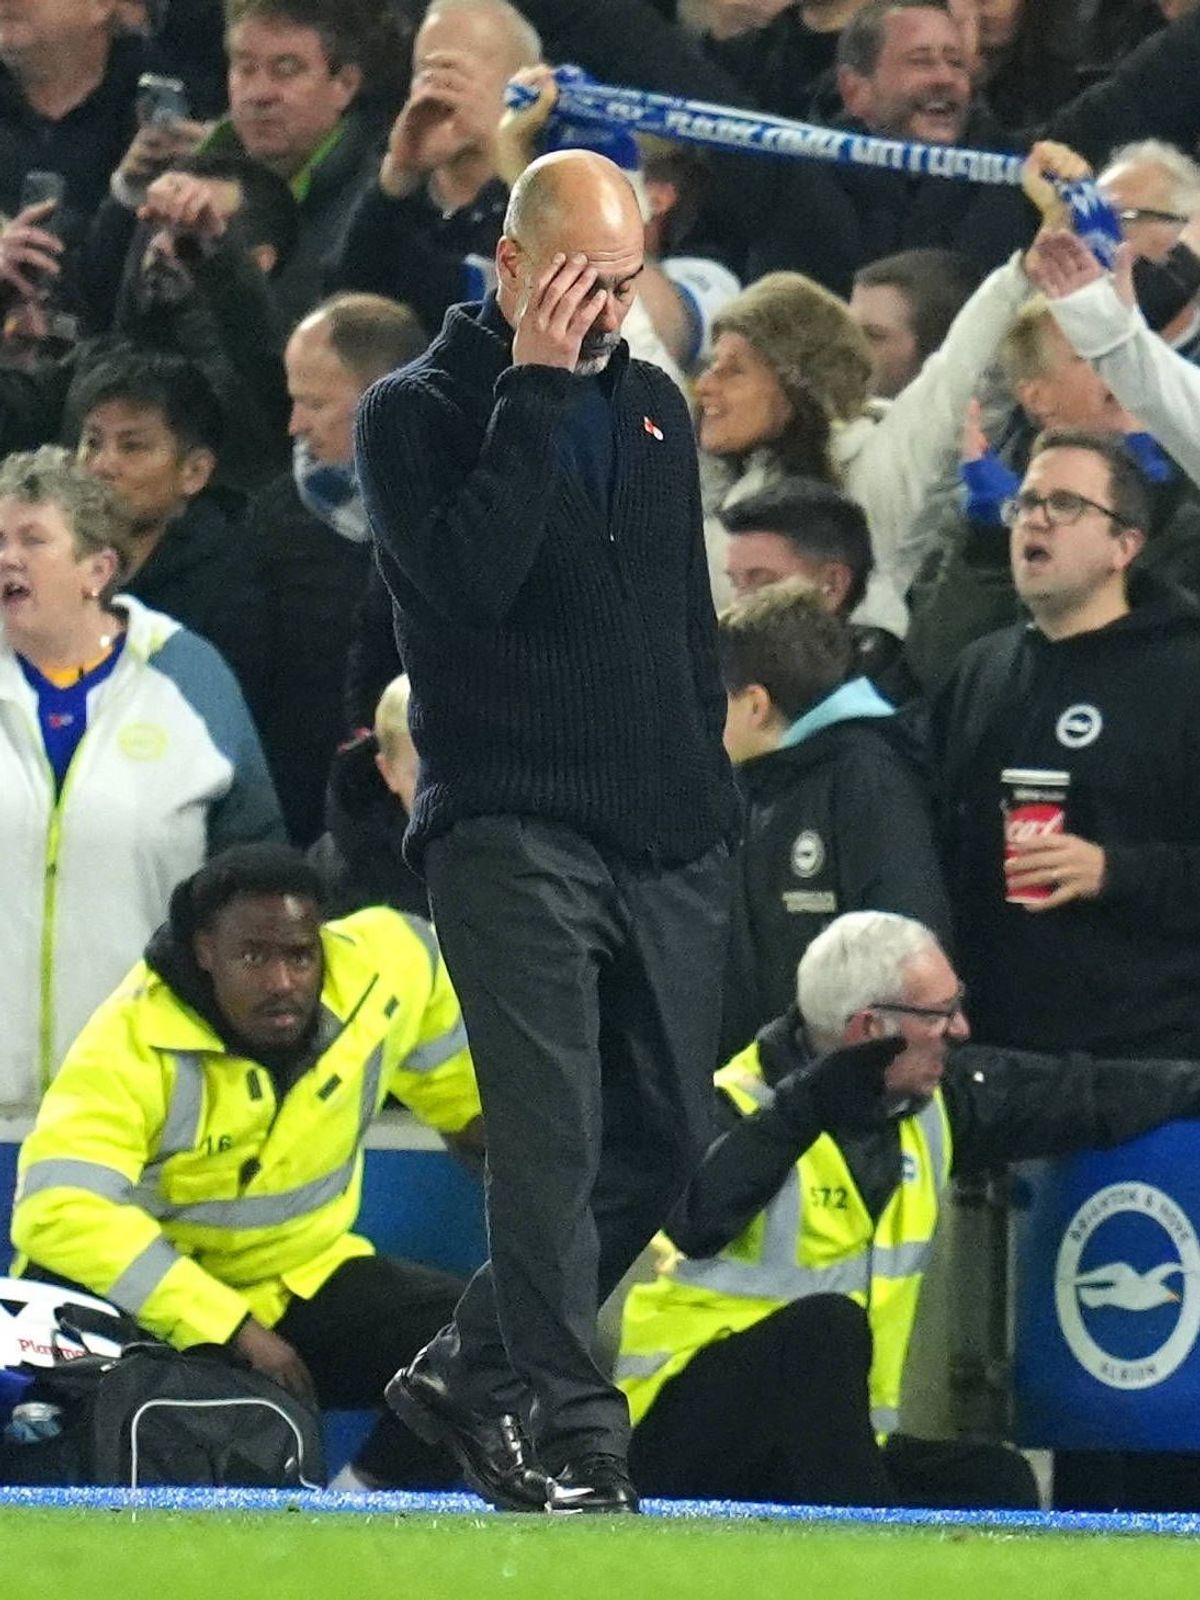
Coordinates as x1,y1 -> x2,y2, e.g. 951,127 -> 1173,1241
1099,140 -> 1200,360
616,910 -> 1200,1508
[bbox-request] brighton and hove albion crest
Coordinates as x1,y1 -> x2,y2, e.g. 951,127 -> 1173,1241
790,830 -> 825,880
1054,1183 -> 1200,1390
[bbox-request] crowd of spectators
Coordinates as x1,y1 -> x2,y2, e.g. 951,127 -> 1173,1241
4,0 -> 1200,1513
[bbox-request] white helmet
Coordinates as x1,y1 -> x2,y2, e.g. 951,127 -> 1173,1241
0,1278 -> 127,1370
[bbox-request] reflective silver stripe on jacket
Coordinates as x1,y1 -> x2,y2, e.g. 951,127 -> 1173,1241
139,1051 -> 206,1194
158,1052 -> 205,1157
725,1074 -> 774,1110
871,1405 -> 900,1435
614,1350 -> 673,1383
16,1158 -> 134,1206
671,1088 -> 950,1304
672,1249 -> 872,1302
141,1043 -> 385,1231
402,1018 -> 468,1074
105,1235 -> 183,1314
916,1094 -> 950,1189
872,1239 -> 936,1280
354,1042 -> 386,1142
401,914 -> 439,983
142,1163 -> 354,1230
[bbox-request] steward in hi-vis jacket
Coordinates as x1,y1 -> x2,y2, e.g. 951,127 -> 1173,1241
618,1005 -> 1200,1509
11,845 -> 482,1489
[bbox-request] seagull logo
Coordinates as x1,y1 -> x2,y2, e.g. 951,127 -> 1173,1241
1055,1183 -> 1200,1390
1073,1261 -> 1184,1312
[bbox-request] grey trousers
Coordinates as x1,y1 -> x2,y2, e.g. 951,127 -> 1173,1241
421,815 -> 732,1471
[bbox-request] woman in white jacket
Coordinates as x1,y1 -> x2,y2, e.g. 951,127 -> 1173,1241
0,447 -> 283,1106
696,143 -> 1089,635
698,256 -> 1033,636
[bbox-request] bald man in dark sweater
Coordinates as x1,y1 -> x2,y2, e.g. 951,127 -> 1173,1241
356,150 -> 738,1513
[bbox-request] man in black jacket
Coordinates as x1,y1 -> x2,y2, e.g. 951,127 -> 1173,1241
0,2 -> 155,224
718,578 -> 949,1054
749,0 -> 1200,293
242,290 -> 427,847
329,0 -> 539,336
617,910 -> 1200,1508
70,346 -> 266,704
931,428 -> 1200,1060
905,304 -> 1200,692
212,0 -> 385,325
357,148 -> 739,1514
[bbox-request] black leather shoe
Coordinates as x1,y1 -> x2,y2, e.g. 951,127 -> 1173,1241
384,1357 -> 550,1512
546,1454 -> 641,1514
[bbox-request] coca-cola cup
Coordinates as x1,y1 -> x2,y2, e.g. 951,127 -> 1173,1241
1001,768 -> 1071,904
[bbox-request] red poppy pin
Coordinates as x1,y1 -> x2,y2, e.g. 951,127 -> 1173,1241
643,416 -> 663,441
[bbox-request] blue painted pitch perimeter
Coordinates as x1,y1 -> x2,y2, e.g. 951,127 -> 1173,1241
1,1485 -> 1199,1537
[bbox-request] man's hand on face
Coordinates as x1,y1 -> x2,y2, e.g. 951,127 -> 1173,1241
380,50 -> 494,198
232,1316 -> 317,1403
777,1036 -> 908,1135
139,172 -> 238,248
512,252 -> 607,371
1005,831 -> 1107,911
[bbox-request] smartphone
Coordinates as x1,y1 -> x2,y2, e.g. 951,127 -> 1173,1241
136,73 -> 189,128
19,170 -> 66,213
19,170 -> 66,243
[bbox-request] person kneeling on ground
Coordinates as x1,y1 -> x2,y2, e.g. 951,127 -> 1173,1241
617,910 -> 1200,1508
10,843 -> 483,1492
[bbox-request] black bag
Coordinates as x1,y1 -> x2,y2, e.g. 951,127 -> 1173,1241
1,1341 -> 326,1489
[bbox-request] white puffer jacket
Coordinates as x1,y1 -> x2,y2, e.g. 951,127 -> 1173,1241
0,596 -> 282,1106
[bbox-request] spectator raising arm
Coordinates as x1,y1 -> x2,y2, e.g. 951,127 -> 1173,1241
1030,231 -> 1200,488
841,141 -> 1089,621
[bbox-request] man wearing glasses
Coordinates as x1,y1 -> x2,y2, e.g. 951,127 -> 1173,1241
927,426 -> 1200,1512
1098,141 -> 1200,361
613,910 -> 1200,1508
931,427 -> 1200,1063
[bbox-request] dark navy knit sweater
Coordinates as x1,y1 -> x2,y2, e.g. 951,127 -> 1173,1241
355,294 -> 739,869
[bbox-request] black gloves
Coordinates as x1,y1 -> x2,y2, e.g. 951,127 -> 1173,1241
774,1037 -> 907,1136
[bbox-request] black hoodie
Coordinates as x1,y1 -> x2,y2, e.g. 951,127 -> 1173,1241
932,574 -> 1200,1057
308,733 -> 427,920
122,492 -> 266,706
722,707 -> 951,1057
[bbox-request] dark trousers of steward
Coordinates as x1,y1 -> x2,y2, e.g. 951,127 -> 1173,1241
629,1295 -> 1039,1510
275,1253 -> 464,1485
421,815 -> 733,1474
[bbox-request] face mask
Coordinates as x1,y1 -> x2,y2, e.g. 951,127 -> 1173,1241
1133,243 -> 1200,334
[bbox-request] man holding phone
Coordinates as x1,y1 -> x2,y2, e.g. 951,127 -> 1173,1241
0,0 -> 182,223
108,71 -> 206,211
202,0 -> 383,324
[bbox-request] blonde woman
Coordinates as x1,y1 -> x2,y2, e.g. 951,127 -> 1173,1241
0,447 -> 281,1105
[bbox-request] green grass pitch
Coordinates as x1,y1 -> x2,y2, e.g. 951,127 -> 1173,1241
5,1509 -> 1199,1600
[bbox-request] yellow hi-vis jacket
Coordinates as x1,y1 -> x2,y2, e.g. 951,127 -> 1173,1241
11,907 -> 480,1350
616,1039 -> 952,1436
